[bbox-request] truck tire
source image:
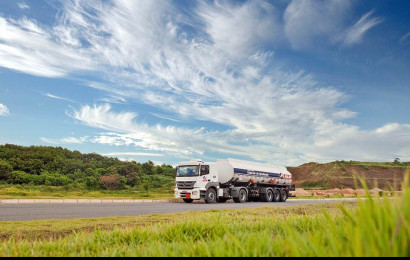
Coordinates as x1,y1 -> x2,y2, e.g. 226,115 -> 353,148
279,189 -> 288,202
204,188 -> 217,204
233,189 -> 248,203
273,189 -> 281,202
260,189 -> 273,202
183,199 -> 193,203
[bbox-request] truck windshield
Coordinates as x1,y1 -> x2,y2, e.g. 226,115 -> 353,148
177,166 -> 199,177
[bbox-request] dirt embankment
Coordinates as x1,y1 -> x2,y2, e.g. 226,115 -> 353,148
288,162 -> 409,190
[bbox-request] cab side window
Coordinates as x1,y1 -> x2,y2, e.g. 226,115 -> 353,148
200,165 -> 209,176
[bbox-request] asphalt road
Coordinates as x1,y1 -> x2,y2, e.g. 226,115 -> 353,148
0,199 -> 357,221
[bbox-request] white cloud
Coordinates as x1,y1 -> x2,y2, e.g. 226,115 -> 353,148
0,1 -> 406,165
0,104 -> 9,116
69,104 -> 410,166
284,1 -> 382,49
99,96 -> 127,104
41,136 -> 88,144
150,113 -> 183,123
0,17 -> 96,77
18,2 -> 30,10
399,31 -> 410,46
44,93 -> 75,103
284,0 -> 352,49
102,152 -> 164,157
197,0 -> 282,59
343,10 -> 383,46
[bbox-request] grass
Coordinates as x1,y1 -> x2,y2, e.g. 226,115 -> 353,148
338,160 -> 410,168
0,174 -> 409,257
0,185 -> 174,200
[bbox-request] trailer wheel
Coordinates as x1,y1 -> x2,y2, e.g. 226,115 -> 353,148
279,189 -> 288,202
183,199 -> 193,203
204,188 -> 217,204
261,189 -> 273,202
266,189 -> 274,202
273,189 -> 281,202
234,189 -> 248,203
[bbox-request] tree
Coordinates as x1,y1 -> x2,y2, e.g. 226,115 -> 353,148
99,175 -> 121,190
117,163 -> 140,186
141,161 -> 155,175
0,160 -> 13,180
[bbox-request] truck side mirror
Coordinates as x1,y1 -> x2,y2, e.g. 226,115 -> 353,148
200,165 -> 209,176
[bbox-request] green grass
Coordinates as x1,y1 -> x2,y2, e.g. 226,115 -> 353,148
0,184 -> 174,199
1,175 -> 409,257
338,160 -> 410,168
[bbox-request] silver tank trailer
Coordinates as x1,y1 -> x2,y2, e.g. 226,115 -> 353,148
216,158 -> 292,185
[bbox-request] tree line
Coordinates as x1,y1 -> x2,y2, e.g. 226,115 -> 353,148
0,144 -> 175,190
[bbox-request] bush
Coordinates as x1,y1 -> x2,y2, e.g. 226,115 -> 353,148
43,173 -> 71,186
9,171 -> 32,184
99,175 -> 122,190
85,176 -> 99,189
0,160 -> 13,180
9,171 -> 71,186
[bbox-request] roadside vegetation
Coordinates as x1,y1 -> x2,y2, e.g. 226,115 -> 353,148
0,144 -> 175,199
0,177 -> 408,257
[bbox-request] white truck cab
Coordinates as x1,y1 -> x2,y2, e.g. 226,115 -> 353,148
174,159 -> 219,202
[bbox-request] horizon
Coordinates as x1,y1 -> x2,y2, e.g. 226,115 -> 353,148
1,143 -> 408,168
0,0 -> 409,167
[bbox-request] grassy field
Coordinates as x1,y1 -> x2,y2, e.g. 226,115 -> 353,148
0,184 -> 174,200
0,177 -> 408,257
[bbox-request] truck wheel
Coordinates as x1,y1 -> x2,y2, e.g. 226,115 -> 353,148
204,188 -> 217,204
183,199 -> 193,203
234,189 -> 248,203
266,189 -> 274,202
279,189 -> 288,202
261,189 -> 273,202
273,189 -> 280,202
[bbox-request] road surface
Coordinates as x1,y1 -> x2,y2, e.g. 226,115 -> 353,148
0,199 -> 357,221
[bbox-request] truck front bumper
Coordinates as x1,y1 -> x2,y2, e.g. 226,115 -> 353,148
174,188 -> 202,200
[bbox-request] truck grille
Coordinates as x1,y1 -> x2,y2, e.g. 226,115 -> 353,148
177,181 -> 196,189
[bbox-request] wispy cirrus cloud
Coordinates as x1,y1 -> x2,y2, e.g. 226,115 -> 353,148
0,17 -> 96,77
399,31 -> 410,46
40,136 -> 88,145
68,104 -> 410,165
343,10 -> 383,46
43,93 -> 75,103
102,152 -> 164,157
17,2 -> 30,10
284,0 -> 352,49
0,104 -> 9,116
0,1 -> 406,165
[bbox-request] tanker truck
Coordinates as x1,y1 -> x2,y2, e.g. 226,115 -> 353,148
174,158 -> 295,204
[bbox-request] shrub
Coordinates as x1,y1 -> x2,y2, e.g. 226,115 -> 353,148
99,175 -> 121,190
9,171 -> 32,184
0,160 -> 13,180
85,176 -> 99,189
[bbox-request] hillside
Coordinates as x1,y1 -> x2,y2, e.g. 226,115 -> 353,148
0,144 -> 175,191
288,161 -> 410,190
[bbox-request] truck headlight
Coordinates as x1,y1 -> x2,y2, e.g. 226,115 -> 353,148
192,191 -> 198,195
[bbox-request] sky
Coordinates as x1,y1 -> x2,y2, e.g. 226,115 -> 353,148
0,0 -> 409,167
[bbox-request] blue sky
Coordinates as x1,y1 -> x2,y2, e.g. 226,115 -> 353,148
0,0 -> 409,166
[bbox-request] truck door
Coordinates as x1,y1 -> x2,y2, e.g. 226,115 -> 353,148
200,165 -> 209,177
